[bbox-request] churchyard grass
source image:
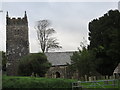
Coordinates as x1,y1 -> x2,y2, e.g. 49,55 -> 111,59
2,75 -> 76,89
2,75 -> 120,89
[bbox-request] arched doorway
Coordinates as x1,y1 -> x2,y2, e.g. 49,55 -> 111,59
55,72 -> 60,78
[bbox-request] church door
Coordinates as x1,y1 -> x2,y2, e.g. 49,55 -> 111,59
55,72 -> 60,78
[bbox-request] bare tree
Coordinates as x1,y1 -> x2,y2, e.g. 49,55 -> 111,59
35,20 -> 62,53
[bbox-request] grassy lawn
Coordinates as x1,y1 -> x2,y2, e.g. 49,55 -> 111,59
2,75 -> 120,90
2,75 -> 76,89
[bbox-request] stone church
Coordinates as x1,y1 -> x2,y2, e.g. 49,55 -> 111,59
45,52 -> 73,78
6,12 -> 74,78
6,12 -> 119,78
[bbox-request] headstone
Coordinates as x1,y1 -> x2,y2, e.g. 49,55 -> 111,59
113,74 -> 116,79
106,75 -> 109,79
85,75 -> 88,81
93,76 -> 96,81
31,72 -> 35,77
110,76 -> 113,79
89,77 -> 92,81
35,73 -> 39,77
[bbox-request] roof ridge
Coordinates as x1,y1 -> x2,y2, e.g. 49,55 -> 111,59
45,51 -> 76,53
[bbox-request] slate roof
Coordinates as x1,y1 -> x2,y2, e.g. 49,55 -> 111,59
113,63 -> 120,73
45,52 -> 73,66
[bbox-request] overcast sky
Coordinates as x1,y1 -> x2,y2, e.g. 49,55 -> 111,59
0,1 -> 119,53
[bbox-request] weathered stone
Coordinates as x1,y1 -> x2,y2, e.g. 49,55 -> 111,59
45,52 -> 74,78
46,65 -> 67,78
6,11 -> 29,76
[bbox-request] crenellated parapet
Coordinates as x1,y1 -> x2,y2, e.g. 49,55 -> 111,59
6,11 -> 28,25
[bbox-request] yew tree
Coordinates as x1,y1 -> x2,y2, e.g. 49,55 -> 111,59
88,10 -> 120,75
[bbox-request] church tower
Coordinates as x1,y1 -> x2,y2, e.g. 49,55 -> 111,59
6,11 -> 29,75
